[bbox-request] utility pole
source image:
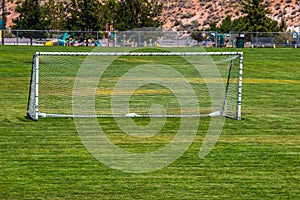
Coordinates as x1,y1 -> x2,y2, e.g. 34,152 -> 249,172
1,0 -> 4,45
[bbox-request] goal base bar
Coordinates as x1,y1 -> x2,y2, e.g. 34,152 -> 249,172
29,111 -> 224,119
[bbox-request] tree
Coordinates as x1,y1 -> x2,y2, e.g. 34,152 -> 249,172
1,0 -> 8,30
240,0 -> 280,32
12,0 -> 49,45
102,0 -> 118,28
279,17 -> 287,32
218,15 -> 234,33
41,0 -> 67,30
208,21 -> 218,31
65,0 -> 103,31
113,0 -> 163,31
231,17 -> 245,31
206,16 -> 240,33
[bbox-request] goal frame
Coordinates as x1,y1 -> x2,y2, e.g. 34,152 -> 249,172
27,51 -> 243,121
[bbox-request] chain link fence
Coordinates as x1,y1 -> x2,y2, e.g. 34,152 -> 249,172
0,29 -> 197,47
0,29 -> 299,48
229,31 -> 300,48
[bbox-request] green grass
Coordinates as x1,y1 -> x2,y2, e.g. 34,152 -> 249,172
0,46 -> 300,199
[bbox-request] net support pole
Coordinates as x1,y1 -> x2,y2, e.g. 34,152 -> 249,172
221,59 -> 233,117
237,52 -> 243,120
34,54 -> 39,121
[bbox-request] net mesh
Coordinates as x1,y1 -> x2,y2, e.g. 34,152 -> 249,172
27,52 -> 242,120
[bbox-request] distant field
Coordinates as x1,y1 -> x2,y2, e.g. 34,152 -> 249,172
0,45 -> 299,199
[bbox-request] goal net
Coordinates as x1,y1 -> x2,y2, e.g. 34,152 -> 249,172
27,51 -> 243,120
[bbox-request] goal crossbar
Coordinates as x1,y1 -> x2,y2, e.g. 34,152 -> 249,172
36,51 -> 242,56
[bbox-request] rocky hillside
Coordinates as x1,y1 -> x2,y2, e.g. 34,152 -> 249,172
2,0 -> 300,31
160,0 -> 300,31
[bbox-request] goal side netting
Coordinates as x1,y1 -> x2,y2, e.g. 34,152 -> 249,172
27,51 -> 243,120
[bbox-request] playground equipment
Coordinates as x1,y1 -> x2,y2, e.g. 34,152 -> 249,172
44,32 -> 74,46
44,24 -> 114,47
44,32 -> 101,47
210,33 -> 231,47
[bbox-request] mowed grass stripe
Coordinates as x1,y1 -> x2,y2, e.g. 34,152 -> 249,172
243,78 -> 300,84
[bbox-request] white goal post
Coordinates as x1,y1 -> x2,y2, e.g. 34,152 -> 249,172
27,51 -> 243,120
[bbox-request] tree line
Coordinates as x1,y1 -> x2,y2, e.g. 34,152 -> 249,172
12,0 -> 163,32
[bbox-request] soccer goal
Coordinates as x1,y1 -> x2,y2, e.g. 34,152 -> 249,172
27,51 -> 243,120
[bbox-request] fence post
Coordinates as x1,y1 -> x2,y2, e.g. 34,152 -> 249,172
16,30 -> 19,45
176,31 -> 179,47
138,31 -> 141,47
256,32 -> 258,45
1,0 -> 4,45
1,29 -> 3,45
215,31 -> 218,48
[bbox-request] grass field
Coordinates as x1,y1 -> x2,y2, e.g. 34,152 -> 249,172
0,45 -> 299,199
